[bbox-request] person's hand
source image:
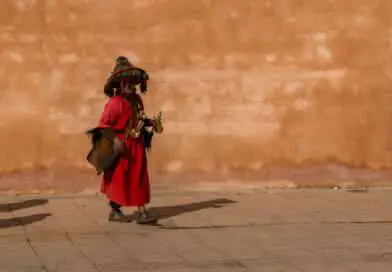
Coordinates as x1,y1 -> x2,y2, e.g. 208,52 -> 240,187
113,137 -> 125,154
144,126 -> 153,133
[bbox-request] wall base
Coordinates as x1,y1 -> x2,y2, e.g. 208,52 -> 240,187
1,164 -> 392,196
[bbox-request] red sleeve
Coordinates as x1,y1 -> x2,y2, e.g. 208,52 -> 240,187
98,98 -> 122,128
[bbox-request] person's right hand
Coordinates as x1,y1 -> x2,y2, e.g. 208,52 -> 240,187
113,137 -> 125,154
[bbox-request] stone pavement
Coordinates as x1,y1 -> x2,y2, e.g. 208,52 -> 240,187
1,189 -> 392,272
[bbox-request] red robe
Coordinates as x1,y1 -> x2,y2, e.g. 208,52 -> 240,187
98,94 -> 150,207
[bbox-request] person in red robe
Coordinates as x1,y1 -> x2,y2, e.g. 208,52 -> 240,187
97,56 -> 161,224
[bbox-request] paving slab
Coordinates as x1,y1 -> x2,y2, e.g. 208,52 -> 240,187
1,189 -> 392,271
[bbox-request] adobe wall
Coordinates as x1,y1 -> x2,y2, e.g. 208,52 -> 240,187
1,0 -> 392,187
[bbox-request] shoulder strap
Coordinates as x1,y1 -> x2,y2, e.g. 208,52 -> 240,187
124,99 -> 144,139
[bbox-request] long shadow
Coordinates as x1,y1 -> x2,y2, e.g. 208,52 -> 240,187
0,198 -> 51,229
0,213 -> 52,229
147,198 -> 237,221
0,199 -> 48,212
155,220 -> 392,231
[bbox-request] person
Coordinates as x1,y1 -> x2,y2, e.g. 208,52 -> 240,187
97,56 -> 161,224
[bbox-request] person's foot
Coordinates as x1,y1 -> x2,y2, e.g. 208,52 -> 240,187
108,209 -> 131,223
136,211 -> 158,225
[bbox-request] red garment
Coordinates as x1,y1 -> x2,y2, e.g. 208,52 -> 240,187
98,95 -> 150,207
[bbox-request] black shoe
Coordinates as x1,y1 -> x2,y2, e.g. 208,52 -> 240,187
136,211 -> 158,225
108,209 -> 131,223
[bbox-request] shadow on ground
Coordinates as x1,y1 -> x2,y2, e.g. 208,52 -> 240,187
0,198 -> 51,229
0,213 -> 52,229
0,199 -> 48,212
147,198 -> 237,221
156,220 -> 392,230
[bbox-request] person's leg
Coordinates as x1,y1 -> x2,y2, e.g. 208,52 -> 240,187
137,205 -> 146,214
109,200 -> 123,214
108,200 -> 130,222
136,205 -> 157,224
127,140 -> 156,224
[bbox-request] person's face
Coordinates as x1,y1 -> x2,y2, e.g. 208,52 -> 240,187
120,81 -> 136,95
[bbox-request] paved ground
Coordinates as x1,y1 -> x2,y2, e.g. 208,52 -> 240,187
1,188 -> 392,272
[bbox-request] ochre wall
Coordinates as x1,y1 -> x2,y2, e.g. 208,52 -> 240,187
1,0 -> 392,178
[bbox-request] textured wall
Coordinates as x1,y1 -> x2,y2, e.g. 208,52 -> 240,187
1,0 -> 392,179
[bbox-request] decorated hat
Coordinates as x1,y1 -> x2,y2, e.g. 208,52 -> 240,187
104,56 -> 150,97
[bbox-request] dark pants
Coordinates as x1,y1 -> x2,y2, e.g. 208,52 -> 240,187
109,201 -> 121,211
